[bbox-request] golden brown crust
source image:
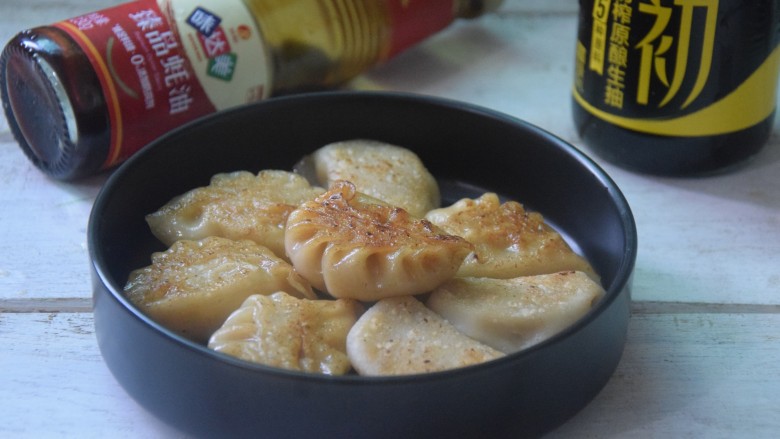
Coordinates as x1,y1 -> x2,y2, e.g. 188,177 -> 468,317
209,293 -> 363,375
309,139 -> 440,217
427,271 -> 605,353
146,170 -> 325,259
346,296 -> 504,376
425,193 -> 599,280
285,181 -> 473,300
124,236 -> 315,343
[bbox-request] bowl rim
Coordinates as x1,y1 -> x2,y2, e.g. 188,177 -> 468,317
89,90 -> 638,383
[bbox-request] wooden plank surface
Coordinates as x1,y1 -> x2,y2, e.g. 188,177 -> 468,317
2,310 -> 778,438
0,312 -> 182,438
550,310 -> 780,438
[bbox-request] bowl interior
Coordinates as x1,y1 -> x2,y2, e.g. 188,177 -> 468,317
89,91 -> 637,438
94,91 -> 634,294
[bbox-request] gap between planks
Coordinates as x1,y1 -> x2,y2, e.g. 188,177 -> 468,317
0,298 -> 778,315
631,301 -> 780,314
0,298 -> 93,313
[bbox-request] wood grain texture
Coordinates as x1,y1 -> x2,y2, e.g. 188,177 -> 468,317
2,311 -> 778,438
549,312 -> 780,438
0,312 -> 183,438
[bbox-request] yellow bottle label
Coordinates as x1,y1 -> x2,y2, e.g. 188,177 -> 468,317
574,0 -> 780,137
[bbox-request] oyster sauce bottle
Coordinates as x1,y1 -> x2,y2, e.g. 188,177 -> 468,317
1,0 -> 503,180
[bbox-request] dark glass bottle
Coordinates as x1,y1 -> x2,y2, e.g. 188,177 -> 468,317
572,0 -> 780,175
1,0 -> 503,180
2,27 -> 110,180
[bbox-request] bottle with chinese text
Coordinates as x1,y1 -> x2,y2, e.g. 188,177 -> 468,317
1,0 -> 503,180
572,0 -> 780,175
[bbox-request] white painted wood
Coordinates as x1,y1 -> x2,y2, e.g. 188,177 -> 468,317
549,312 -> 780,438
2,311 -> 778,438
0,1 -> 114,301
605,153 -> 780,305
0,312 -> 185,439
1,1 -> 779,438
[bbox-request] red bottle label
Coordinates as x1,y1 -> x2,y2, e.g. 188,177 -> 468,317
385,0 -> 457,58
54,0 -> 456,169
55,0 -> 217,169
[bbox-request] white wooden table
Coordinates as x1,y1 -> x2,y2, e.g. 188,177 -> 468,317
2,1 -> 779,437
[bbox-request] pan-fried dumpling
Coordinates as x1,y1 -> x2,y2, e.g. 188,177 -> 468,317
424,193 -> 599,280
306,139 -> 440,217
346,296 -> 504,376
208,292 -> 363,375
145,170 -> 325,259
124,236 -> 315,343
426,271 -> 605,353
285,181 -> 473,300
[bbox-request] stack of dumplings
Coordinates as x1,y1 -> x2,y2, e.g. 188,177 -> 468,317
125,139 -> 605,376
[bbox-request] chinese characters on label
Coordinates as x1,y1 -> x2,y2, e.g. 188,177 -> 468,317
604,0 -> 632,108
636,0 -> 718,108
129,8 -> 194,115
70,13 -> 111,30
589,0 -> 719,110
187,7 -> 237,81
589,0 -> 612,75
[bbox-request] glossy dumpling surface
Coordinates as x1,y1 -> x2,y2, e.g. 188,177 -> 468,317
124,236 -> 315,343
285,181 -> 473,300
308,139 -> 440,217
146,170 -> 325,259
208,293 -> 363,375
427,271 -> 605,353
346,296 -> 504,376
425,193 -> 599,280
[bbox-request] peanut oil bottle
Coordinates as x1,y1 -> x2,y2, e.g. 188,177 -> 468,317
1,0 -> 503,180
572,0 -> 780,175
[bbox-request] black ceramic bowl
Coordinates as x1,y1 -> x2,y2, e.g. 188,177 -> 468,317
89,91 -> 636,439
